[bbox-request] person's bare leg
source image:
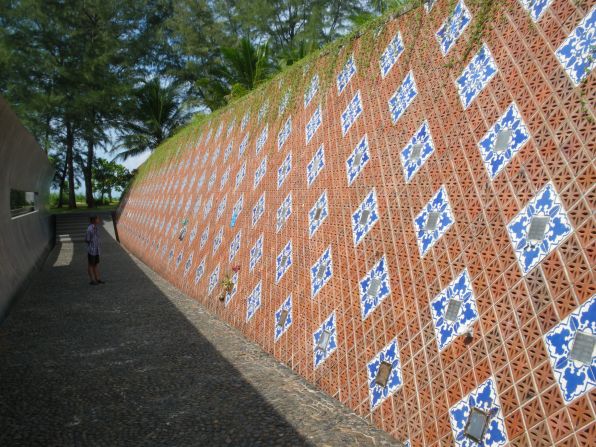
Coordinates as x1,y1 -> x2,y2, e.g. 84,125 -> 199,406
88,264 -> 97,283
94,264 -> 102,283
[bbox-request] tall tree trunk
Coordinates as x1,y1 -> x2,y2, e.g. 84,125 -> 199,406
57,162 -> 67,208
65,122 -> 77,208
84,139 -> 95,208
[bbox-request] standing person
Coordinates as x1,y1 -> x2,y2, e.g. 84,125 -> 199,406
85,216 -> 104,285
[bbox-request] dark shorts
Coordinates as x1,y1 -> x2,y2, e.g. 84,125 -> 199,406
88,254 -> 100,265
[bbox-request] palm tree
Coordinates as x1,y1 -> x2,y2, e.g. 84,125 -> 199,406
114,79 -> 188,161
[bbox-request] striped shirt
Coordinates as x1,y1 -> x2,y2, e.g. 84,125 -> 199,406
85,224 -> 100,255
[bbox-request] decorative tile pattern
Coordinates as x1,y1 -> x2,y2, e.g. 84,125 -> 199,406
216,194 -> 227,220
276,192 -> 292,232
430,270 -> 478,351
278,90 -> 291,116
274,294 -> 293,341
183,252 -> 193,276
400,121 -> 435,182
414,186 -> 455,257
346,134 -> 371,186
252,192 -> 265,227
203,195 -> 213,219
224,272 -> 238,306
388,71 -> 417,123
456,44 -> 498,109
239,133 -> 249,158
341,91 -> 363,136
313,312 -> 337,368
194,257 -> 205,284
241,111 -> 250,132
507,182 -> 572,274
229,230 -> 241,262
278,116 -> 292,150
424,0 -> 437,12
258,101 -> 269,123
359,256 -> 391,320
449,377 -> 508,447
555,7 -> 596,86
220,166 -> 230,190
367,338 -> 403,409
306,106 -> 322,144
307,145 -> 325,187
249,234 -> 263,272
235,161 -> 246,190
478,103 -> 530,179
231,194 -> 243,228
380,32 -> 404,78
544,295 -> 596,404
436,0 -> 471,55
352,189 -> 380,246
254,155 -> 267,189
212,227 -> 223,255
277,152 -> 292,189
518,0 -> 553,22
255,124 -> 268,155
200,224 -> 209,250
337,54 -> 357,94
275,240 -> 293,283
311,246 -> 333,299
208,264 -> 220,295
246,280 -> 262,322
304,74 -> 319,108
308,191 -> 329,238
224,142 -> 232,163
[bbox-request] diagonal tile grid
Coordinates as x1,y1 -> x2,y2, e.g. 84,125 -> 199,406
116,2 -> 595,445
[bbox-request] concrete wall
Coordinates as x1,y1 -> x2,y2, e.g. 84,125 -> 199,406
0,96 -> 54,319
116,1 -> 595,445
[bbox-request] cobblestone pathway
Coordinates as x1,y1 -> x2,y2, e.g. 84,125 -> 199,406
0,217 -> 400,447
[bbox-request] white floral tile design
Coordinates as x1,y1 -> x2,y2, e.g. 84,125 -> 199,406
436,0 -> 471,55
555,7 -> 596,86
352,189 -> 380,246
276,192 -> 292,232
275,240 -> 293,283
337,54 -> 357,94
367,338 -> 403,409
246,280 -> 262,322
313,312 -> 337,368
380,32 -> 404,78
308,190 -> 329,238
306,105 -> 322,144
456,43 -> 498,109
274,294 -> 293,341
307,144 -> 325,187
414,186 -> 455,257
388,71 -> 417,123
311,246 -> 333,298
400,121 -> 435,182
249,234 -> 264,272
341,90 -> 363,135
278,151 -> 292,189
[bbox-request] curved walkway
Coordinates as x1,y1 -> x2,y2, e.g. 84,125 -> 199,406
0,216 -> 400,447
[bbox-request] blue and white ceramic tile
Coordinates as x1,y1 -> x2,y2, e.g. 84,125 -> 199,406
220,167 -> 230,191
308,191 -> 329,238
274,294 -> 293,341
175,250 -> 183,269
436,0 -> 471,55
183,252 -> 193,276
205,128 -> 213,145
278,152 -> 292,189
252,192 -> 266,227
304,74 -> 319,108
556,7 -> 596,86
478,102 -> 530,179
367,338 -> 403,409
544,295 -> 596,404
359,256 -> 391,320
307,145 -> 325,187
278,90 -> 291,116
235,161 -> 246,190
388,71 -> 417,124
430,270 -> 478,351
414,186 -> 455,257
188,224 -> 197,245
203,195 -> 213,219
226,119 -> 235,138
254,156 -> 267,189
229,230 -> 241,262
352,189 -> 380,246
400,121 -> 435,182
224,272 -> 238,306
276,192 -> 293,232
456,44 -> 498,109
200,224 -> 209,250
449,377 -> 508,447
194,257 -> 205,284
258,101 -> 269,123
239,133 -> 249,158
313,312 -> 338,368
507,182 -> 572,274
216,194 -> 227,221
212,227 -> 223,255
518,0 -> 553,22
424,0 -> 437,12
249,234 -> 264,272
241,111 -> 250,132
311,246 -> 333,298
208,264 -> 220,295
380,32 -> 405,78
246,280 -> 262,322
215,122 -> 223,140
202,151 -> 210,166
278,116 -> 292,150
255,124 -> 268,155
346,134 -> 371,186
275,240 -> 293,283
306,106 -> 322,144
231,194 -> 243,228
341,91 -> 363,136
224,142 -> 233,163
211,146 -> 221,165
337,54 -> 357,94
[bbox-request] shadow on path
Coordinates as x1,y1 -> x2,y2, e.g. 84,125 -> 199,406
0,220 -> 310,446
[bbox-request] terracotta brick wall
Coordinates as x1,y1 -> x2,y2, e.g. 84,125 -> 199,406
116,0 -> 595,445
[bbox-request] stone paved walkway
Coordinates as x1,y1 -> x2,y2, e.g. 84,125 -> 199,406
0,216 -> 400,447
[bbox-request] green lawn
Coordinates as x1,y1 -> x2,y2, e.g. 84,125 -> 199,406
48,202 -> 119,214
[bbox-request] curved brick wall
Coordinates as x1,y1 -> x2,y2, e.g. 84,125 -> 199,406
116,1 -> 595,445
